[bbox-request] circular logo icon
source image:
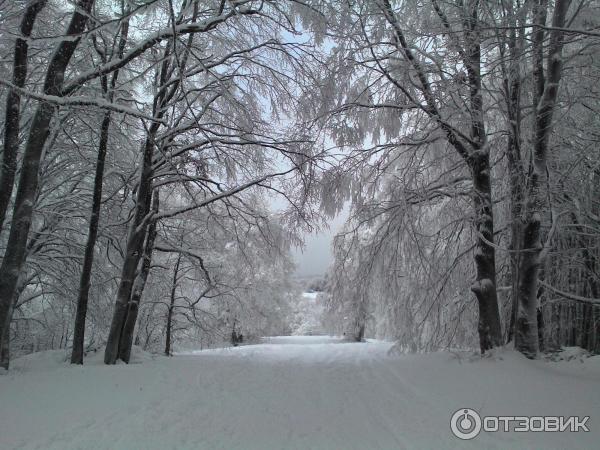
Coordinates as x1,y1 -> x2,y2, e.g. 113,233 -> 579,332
450,408 -> 482,440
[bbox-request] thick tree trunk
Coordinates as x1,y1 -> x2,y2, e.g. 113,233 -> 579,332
515,0 -> 571,358
352,297 -> 367,342
71,19 -> 129,365
118,192 -> 159,363
1,273 -> 31,368
0,0 -> 47,235
464,7 -> 503,352
0,303 -> 13,369
103,227 -> 148,364
514,0 -> 548,355
104,116 -> 161,364
515,215 -> 543,358
103,145 -> 154,364
0,0 -> 95,370
470,153 -> 503,352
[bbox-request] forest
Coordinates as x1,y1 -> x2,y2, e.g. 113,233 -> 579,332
2,1 -> 600,448
0,0 -> 599,367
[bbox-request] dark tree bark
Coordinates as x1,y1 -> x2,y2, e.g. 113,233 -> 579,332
1,271 -> 35,368
70,111 -> 111,365
0,0 -> 47,235
0,0 -> 96,370
71,18 -> 130,365
463,4 -> 503,352
501,1 -> 526,344
469,153 -> 503,351
165,253 -> 182,356
118,192 -> 159,363
515,0 -> 571,358
103,137 -> 156,364
104,72 -> 169,364
0,297 -> 14,369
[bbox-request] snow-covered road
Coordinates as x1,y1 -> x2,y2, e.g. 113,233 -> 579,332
1,336 -> 599,449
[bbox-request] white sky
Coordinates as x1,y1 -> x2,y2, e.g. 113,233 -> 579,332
291,206 -> 348,277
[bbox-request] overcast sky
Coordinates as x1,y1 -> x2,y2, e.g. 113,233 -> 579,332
291,207 -> 348,277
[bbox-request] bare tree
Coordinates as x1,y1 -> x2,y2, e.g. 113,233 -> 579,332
515,0 -> 573,357
71,10 -> 130,365
0,0 -> 96,370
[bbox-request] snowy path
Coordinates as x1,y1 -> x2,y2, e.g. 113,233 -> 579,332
1,336 -> 599,449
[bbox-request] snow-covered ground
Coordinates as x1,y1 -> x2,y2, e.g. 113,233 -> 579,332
1,336 -> 599,449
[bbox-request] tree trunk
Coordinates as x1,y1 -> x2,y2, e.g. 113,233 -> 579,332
103,141 -> 154,364
104,109 -> 163,364
507,153 -> 523,345
165,308 -> 174,356
104,44 -> 179,364
503,3 -> 525,344
351,295 -> 367,342
0,0 -> 47,235
464,6 -> 503,352
515,0 -> 571,358
1,273 -> 31,368
379,0 -> 504,352
0,0 -> 95,370
354,323 -> 365,342
0,302 -> 13,369
165,254 -> 181,357
118,192 -> 159,363
470,152 -> 503,352
71,18 -> 129,365
70,112 -> 110,364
